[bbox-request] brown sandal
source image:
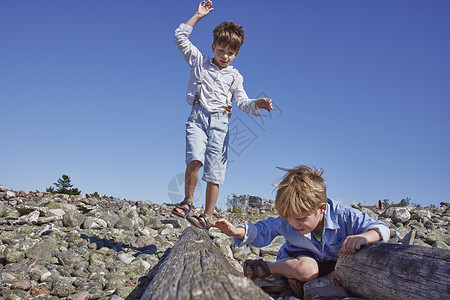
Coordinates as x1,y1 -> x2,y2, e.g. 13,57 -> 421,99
288,278 -> 304,298
171,200 -> 192,218
243,259 -> 271,279
186,213 -> 211,230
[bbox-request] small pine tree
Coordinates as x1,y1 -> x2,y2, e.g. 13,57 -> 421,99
46,174 -> 81,195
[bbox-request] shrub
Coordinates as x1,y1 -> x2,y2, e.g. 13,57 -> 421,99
46,174 -> 81,196
226,193 -> 249,214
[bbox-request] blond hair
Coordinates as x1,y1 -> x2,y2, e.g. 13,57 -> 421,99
213,21 -> 245,52
275,165 -> 327,219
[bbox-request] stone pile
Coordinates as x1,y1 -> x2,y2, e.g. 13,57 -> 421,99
0,187 -> 448,300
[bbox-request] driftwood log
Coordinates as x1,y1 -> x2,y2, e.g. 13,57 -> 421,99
141,226 -> 270,300
335,242 -> 450,300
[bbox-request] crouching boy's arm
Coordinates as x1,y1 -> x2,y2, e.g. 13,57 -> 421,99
211,219 -> 246,240
341,229 -> 382,254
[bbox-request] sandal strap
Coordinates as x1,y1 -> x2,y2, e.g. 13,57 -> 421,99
199,214 -> 210,227
171,200 -> 192,218
244,259 -> 271,278
179,200 -> 192,209
188,214 -> 210,230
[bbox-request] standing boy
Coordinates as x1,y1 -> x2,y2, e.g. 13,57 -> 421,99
171,1 -> 273,229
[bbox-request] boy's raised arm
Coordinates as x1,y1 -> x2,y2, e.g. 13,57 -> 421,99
186,1 -> 214,28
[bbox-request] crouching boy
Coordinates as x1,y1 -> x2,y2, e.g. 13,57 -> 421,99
211,165 -> 390,297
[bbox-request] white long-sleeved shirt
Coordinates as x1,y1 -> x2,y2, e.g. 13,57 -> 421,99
175,23 -> 260,116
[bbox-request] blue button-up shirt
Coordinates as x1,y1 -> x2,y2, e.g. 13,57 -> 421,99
235,198 -> 390,262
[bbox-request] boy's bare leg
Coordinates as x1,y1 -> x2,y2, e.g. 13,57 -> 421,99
185,160 -> 202,203
173,160 -> 202,215
266,257 -> 319,282
204,181 -> 219,221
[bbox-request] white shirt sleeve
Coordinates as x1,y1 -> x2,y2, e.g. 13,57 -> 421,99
174,23 -> 204,68
233,75 -> 262,116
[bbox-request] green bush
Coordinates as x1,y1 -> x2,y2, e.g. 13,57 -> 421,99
226,193 -> 249,214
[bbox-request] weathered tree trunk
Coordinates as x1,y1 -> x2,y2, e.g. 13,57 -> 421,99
335,242 -> 450,300
141,226 -> 270,300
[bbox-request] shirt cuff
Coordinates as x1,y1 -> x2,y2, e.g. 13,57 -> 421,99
179,23 -> 193,33
252,100 -> 262,116
234,222 -> 258,247
367,224 -> 390,242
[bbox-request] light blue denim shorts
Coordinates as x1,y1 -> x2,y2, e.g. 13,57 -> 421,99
185,104 -> 230,185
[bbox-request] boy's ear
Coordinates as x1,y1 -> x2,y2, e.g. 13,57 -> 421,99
211,44 -> 215,53
319,203 -> 327,213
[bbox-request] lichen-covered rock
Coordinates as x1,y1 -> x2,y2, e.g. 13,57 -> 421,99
391,207 -> 411,223
62,209 -> 85,227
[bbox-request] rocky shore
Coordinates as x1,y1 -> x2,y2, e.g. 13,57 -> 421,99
1,187 -> 449,300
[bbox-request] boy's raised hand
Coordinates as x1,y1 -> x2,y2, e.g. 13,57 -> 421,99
196,1 -> 214,18
187,0 -> 214,27
255,98 -> 273,112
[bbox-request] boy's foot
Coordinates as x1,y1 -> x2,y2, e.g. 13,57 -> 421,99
171,200 -> 192,218
243,259 -> 271,279
187,213 -> 210,230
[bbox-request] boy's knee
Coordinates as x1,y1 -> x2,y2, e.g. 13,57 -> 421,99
293,257 -> 319,282
188,160 -> 203,169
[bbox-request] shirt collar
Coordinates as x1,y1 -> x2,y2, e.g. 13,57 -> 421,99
324,198 -> 340,230
207,57 -> 234,71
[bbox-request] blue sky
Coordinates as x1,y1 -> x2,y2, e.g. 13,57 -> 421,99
1,0 -> 449,209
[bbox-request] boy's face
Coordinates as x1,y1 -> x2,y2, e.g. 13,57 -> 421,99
288,203 -> 327,235
211,43 -> 238,70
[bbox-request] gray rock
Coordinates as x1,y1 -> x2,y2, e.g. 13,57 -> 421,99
161,217 -> 188,229
146,217 -> 163,229
62,209 -> 86,227
25,239 -> 57,262
432,241 -> 450,249
394,227 -> 412,241
261,236 -> 286,256
52,276 -> 76,297
248,196 -> 263,208
57,251 -> 84,268
410,209 -> 432,221
83,216 -> 108,229
425,231 -> 449,245
3,246 -> 25,263
391,207 -> 411,223
400,229 -> 416,245
117,253 -> 135,264
4,190 -> 16,200
14,210 -> 40,225
114,216 -> 137,230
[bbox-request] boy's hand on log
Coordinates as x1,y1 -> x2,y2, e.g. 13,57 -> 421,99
210,219 -> 245,240
255,98 -> 273,112
342,229 -> 382,254
341,234 -> 368,254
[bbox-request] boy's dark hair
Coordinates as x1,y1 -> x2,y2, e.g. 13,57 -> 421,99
213,21 -> 245,52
